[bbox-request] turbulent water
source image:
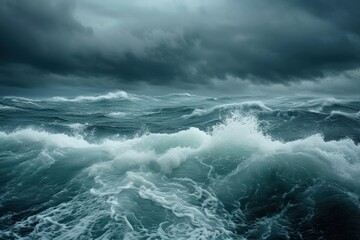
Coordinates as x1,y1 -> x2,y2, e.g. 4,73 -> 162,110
1,91 -> 360,239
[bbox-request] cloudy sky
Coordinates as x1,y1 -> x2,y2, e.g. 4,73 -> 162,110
0,0 -> 360,95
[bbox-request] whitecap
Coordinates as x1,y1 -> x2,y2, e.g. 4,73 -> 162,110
0,104 -> 17,110
106,112 -> 127,118
182,101 -> 272,118
66,122 -> 88,131
49,90 -> 133,102
327,110 -> 360,120
166,92 -> 195,97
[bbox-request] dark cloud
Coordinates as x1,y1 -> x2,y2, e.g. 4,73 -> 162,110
0,0 -> 359,90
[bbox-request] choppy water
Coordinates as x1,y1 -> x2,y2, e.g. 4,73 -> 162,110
1,91 -> 360,239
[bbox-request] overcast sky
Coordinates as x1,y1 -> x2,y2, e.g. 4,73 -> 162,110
0,0 -> 360,95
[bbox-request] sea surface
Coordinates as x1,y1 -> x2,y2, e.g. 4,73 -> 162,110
1,91 -> 360,239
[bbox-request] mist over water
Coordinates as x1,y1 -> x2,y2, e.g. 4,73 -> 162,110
1,91 -> 360,239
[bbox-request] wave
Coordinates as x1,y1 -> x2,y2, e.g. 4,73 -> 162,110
0,104 -> 17,110
165,92 -> 195,97
0,128 -> 90,148
2,113 -> 358,173
309,98 -> 360,113
106,112 -> 128,118
1,91 -> 135,104
327,110 -> 360,121
1,113 -> 360,238
320,97 -> 346,109
283,97 -> 343,112
2,97 -> 41,109
65,122 -> 89,131
182,101 -> 272,118
49,90 -> 132,102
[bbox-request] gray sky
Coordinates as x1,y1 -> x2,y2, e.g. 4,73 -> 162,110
1,0 -> 360,95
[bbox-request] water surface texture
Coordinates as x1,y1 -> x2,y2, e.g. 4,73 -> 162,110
1,91 -> 360,239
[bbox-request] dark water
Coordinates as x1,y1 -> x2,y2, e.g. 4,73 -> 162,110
1,91 -> 360,239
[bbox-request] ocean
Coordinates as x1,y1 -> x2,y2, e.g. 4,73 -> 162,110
0,91 -> 360,239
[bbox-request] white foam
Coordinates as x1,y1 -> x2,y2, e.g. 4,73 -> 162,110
157,147 -> 196,173
136,179 -> 230,237
207,114 -> 281,153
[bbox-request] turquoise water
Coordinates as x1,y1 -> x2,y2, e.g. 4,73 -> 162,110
1,91 -> 360,239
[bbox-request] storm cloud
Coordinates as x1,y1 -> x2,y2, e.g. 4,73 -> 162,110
0,0 -> 359,91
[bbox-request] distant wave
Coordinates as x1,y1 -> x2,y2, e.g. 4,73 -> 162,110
327,110 -> 360,120
0,104 -> 17,110
165,92 -> 195,97
321,97 -> 341,107
106,112 -> 128,118
182,101 -> 272,118
65,122 -> 89,131
50,91 -> 132,102
310,98 -> 350,112
1,91 -> 134,104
